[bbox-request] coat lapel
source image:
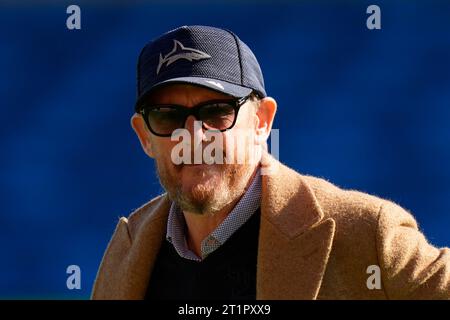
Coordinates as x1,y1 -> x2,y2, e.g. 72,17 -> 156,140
94,195 -> 171,300
256,154 -> 336,299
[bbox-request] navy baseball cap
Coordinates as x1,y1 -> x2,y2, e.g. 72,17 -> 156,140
135,25 -> 266,111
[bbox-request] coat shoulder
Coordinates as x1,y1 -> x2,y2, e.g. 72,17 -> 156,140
125,193 -> 170,240
301,174 -> 389,229
301,174 -> 421,236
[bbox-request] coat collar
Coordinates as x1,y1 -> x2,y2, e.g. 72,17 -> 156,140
257,153 -> 336,299
96,153 -> 335,299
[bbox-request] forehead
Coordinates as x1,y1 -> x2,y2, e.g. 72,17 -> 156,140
145,83 -> 232,105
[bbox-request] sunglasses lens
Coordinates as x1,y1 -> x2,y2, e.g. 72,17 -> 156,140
198,103 -> 236,130
147,107 -> 185,135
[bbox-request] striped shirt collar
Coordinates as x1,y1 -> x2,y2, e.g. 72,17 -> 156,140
166,167 -> 262,261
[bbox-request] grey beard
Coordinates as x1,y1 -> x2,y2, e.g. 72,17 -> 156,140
156,163 -> 255,216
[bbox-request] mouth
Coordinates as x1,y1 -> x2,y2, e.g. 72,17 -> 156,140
183,163 -> 210,168
182,162 -> 223,172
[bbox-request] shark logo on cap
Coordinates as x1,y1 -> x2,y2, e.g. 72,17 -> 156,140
157,40 -> 211,75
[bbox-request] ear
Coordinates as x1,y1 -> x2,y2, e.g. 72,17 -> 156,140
254,97 -> 277,145
131,113 -> 155,158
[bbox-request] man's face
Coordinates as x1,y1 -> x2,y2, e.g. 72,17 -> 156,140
132,84 -> 271,215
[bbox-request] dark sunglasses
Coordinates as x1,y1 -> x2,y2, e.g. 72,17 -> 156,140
137,95 -> 250,137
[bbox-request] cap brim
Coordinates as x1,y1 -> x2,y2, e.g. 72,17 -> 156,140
135,77 -> 253,110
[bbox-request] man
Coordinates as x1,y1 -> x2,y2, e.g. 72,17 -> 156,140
92,25 -> 450,299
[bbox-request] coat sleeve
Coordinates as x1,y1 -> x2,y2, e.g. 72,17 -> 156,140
91,217 -> 132,300
377,201 -> 450,299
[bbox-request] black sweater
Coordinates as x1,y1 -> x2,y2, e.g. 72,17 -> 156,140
145,208 -> 261,300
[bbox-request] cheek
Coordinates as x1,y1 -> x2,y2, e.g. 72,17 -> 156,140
223,129 -> 256,163
230,109 -> 258,143
152,139 -> 179,166
235,106 -> 258,130
224,108 -> 262,163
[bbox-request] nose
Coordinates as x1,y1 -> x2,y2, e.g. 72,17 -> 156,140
184,115 -> 207,142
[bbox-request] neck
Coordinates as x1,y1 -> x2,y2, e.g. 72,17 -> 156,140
183,165 -> 259,258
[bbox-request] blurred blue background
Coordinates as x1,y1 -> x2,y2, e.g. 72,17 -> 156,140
0,0 -> 449,299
